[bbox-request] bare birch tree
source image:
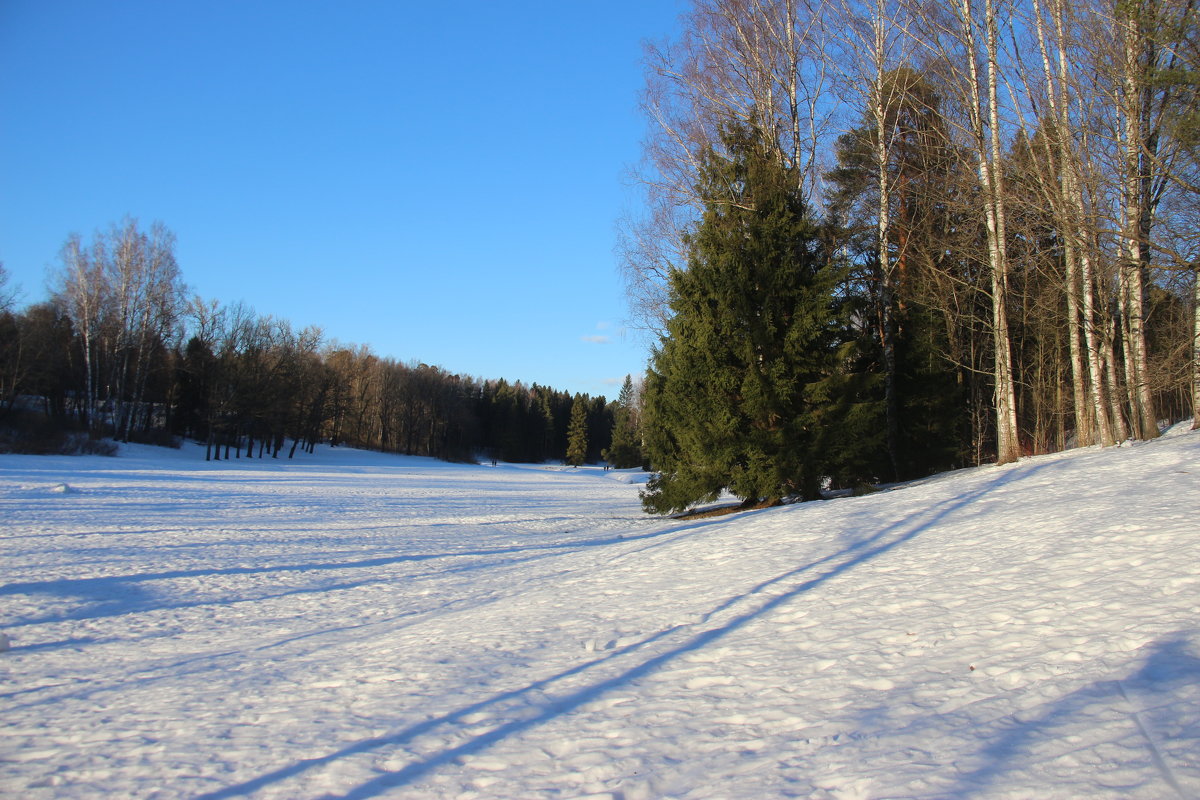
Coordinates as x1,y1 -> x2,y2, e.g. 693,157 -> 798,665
1010,0 -> 1122,446
912,0 -> 1022,462
622,0 -> 835,333
54,233 -> 108,431
829,0 -> 922,477
1115,0 -> 1165,438
0,263 -> 14,313
104,219 -> 184,440
1194,260 -> 1200,427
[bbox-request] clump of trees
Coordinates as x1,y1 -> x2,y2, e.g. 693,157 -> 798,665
624,0 -> 1199,512
0,219 -> 617,463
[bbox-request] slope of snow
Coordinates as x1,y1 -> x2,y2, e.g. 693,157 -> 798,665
1,430 -> 1198,799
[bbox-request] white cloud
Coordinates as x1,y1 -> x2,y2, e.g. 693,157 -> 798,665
581,335 -> 611,344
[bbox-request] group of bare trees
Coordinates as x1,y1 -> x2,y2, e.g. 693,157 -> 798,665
624,0 -> 1198,473
174,300 -> 330,459
53,219 -> 184,439
1,219 -> 616,462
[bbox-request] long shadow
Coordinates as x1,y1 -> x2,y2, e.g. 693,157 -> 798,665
5,567 -> 551,715
4,518 -> 746,710
0,527 -> 203,542
950,634 -> 1200,797
0,515 -> 731,626
5,543 -> 572,640
198,462 -> 1044,800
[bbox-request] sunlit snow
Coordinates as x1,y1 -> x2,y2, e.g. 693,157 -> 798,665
2,427 -> 1198,798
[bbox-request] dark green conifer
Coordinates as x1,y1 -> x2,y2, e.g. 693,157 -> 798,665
640,122 -> 847,514
603,374 -> 643,468
565,394 -> 588,466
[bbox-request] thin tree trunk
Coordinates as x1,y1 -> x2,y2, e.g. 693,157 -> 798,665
1032,0 -> 1094,446
1105,312 -> 1131,441
1119,2 -> 1160,440
1064,243 -> 1093,444
962,0 -> 1020,464
872,0 -> 902,480
1193,264 -> 1199,429
1079,245 -> 1115,444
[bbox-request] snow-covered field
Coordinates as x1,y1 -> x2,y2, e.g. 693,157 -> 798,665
2,428 -> 1198,800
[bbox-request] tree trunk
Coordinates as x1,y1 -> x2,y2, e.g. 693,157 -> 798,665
872,14 -> 902,481
1032,0 -> 1101,447
1080,247 -> 1115,445
1193,264 -> 1199,429
1119,2 -> 1160,440
1105,313 -> 1131,441
967,0 -> 1021,464
1062,241 -> 1092,445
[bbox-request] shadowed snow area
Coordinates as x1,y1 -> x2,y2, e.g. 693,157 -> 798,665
2,429 -> 1198,799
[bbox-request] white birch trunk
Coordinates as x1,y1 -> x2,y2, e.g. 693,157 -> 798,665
1119,2 -> 1160,440
960,0 -> 1021,464
1078,243 -> 1114,444
59,235 -> 102,431
870,0 -> 903,479
1033,0 -> 1123,448
1105,312 -> 1131,441
1193,264 -> 1199,429
1062,240 -> 1093,444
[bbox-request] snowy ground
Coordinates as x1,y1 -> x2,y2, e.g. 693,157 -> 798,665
2,429 -> 1198,800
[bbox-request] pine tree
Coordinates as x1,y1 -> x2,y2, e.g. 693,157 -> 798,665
565,393 -> 588,466
603,374 -> 643,468
641,122 -> 848,514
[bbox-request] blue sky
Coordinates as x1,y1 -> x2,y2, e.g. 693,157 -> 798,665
0,1 -> 683,398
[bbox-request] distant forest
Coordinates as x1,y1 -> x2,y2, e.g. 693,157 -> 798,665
0,222 -> 621,464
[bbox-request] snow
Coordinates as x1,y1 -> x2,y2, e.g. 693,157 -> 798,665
2,428 -> 1198,799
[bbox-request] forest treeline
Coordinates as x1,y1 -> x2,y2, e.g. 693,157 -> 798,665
0,223 -> 619,464
624,0 -> 1199,511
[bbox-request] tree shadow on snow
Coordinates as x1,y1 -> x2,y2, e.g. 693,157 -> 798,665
195,462 -> 1048,800
949,633 -> 1200,798
0,519 -> 728,626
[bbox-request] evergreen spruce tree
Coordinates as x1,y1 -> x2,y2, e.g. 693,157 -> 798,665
641,122 -> 848,514
603,374 -> 643,468
565,393 -> 588,466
